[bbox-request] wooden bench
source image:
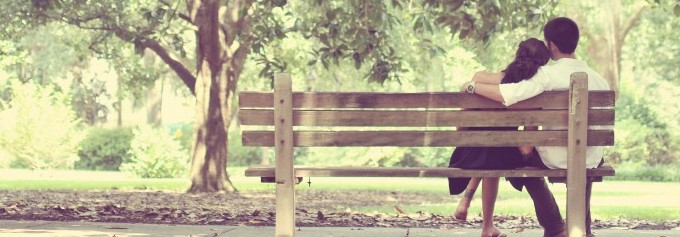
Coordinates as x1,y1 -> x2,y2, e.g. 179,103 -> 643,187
239,72 -> 616,237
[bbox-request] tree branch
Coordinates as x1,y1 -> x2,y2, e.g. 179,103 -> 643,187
619,6 -> 647,42
158,0 -> 193,23
35,11 -> 113,31
32,4 -> 197,95
112,29 -> 196,94
232,2 -> 256,75
142,37 -> 197,94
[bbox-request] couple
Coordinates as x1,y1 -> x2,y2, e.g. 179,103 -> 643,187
448,17 -> 610,237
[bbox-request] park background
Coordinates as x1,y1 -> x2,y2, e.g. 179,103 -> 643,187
1,0 -> 679,230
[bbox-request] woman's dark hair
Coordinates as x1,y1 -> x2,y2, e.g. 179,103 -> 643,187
543,17 -> 580,54
501,38 -> 550,84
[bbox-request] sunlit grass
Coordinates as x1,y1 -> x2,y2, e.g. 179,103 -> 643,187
331,179 -> 680,221
1,168 -> 679,221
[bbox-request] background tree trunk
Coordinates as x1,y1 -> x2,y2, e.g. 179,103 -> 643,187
145,80 -> 163,126
569,0 -> 647,94
187,0 -> 236,193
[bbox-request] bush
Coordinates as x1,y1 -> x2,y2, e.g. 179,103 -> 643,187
605,119 -> 679,166
228,129 -> 263,166
606,162 -> 680,182
120,125 -> 189,178
0,82 -> 84,170
75,127 -> 133,171
605,91 -> 680,166
168,122 -> 194,151
294,147 -> 450,167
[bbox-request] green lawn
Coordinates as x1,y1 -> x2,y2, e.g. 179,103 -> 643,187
1,168 -> 679,221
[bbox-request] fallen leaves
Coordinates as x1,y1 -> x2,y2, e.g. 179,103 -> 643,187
0,189 -> 677,231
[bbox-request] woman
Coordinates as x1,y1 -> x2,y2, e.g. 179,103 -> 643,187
448,37 -> 550,237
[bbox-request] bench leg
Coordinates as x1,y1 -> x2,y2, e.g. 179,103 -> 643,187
566,176 -> 587,237
275,179 -> 295,237
274,73 -> 295,237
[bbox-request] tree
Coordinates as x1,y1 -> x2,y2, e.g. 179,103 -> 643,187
565,0 -> 680,93
2,0 -> 556,192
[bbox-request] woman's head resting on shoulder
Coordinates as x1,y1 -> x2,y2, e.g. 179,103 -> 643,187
501,38 -> 551,84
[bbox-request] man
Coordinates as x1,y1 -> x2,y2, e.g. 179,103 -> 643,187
462,17 -> 610,237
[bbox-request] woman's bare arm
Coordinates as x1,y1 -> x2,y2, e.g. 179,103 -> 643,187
472,71 -> 504,84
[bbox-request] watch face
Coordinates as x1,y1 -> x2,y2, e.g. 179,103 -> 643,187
467,84 -> 474,92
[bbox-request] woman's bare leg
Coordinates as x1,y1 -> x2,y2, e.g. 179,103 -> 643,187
481,177 -> 504,237
454,177 -> 480,220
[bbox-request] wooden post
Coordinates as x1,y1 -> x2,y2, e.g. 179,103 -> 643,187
566,72 -> 589,237
274,73 -> 295,237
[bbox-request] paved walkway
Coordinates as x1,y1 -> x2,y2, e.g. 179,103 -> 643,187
1,220 -> 678,237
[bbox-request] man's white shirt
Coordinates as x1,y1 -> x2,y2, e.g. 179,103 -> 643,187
498,58 -> 611,169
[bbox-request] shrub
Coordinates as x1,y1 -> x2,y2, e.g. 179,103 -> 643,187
120,125 -> 189,178
228,129 -> 263,166
295,147 -> 449,167
0,82 -> 84,170
606,91 -> 680,166
75,127 -> 133,171
168,122 -> 194,151
605,119 -> 679,166
606,162 -> 680,182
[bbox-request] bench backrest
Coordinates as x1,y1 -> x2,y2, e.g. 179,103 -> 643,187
239,72 -> 616,237
239,76 -> 615,148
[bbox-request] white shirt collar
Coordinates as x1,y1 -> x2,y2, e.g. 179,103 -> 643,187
552,58 -> 586,67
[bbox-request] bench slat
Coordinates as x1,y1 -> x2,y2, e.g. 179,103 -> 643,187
242,130 -> 614,147
244,165 -> 615,178
239,91 -> 615,109
240,109 -> 614,127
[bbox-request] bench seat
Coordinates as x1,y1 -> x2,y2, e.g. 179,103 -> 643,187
245,165 -> 615,178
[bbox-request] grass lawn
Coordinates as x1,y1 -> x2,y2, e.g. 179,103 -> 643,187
1,168 -> 679,221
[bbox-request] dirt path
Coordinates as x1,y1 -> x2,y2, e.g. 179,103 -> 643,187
1,190 -> 677,230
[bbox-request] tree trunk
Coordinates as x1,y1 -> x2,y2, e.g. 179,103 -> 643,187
187,67 -> 235,192
570,0 -> 647,94
186,0 -> 236,193
146,79 -> 163,126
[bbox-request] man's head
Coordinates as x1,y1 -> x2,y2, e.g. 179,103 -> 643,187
543,17 -> 579,59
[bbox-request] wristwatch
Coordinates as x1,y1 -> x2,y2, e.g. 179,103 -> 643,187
465,81 -> 476,94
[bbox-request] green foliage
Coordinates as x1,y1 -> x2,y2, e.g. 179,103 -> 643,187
606,89 -> 680,166
120,125 -> 189,178
293,147 -> 450,167
70,74 -> 111,125
228,129 -> 263,166
0,1 -> 44,40
1,1 -> 181,98
0,148 -> 12,169
625,2 -> 680,86
76,127 -> 133,171
0,23 -> 116,124
402,148 -> 451,167
0,81 -> 84,170
607,162 -> 680,182
269,0 -> 557,84
168,122 -> 194,151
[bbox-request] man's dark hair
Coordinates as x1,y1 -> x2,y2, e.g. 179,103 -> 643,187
543,17 -> 579,54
